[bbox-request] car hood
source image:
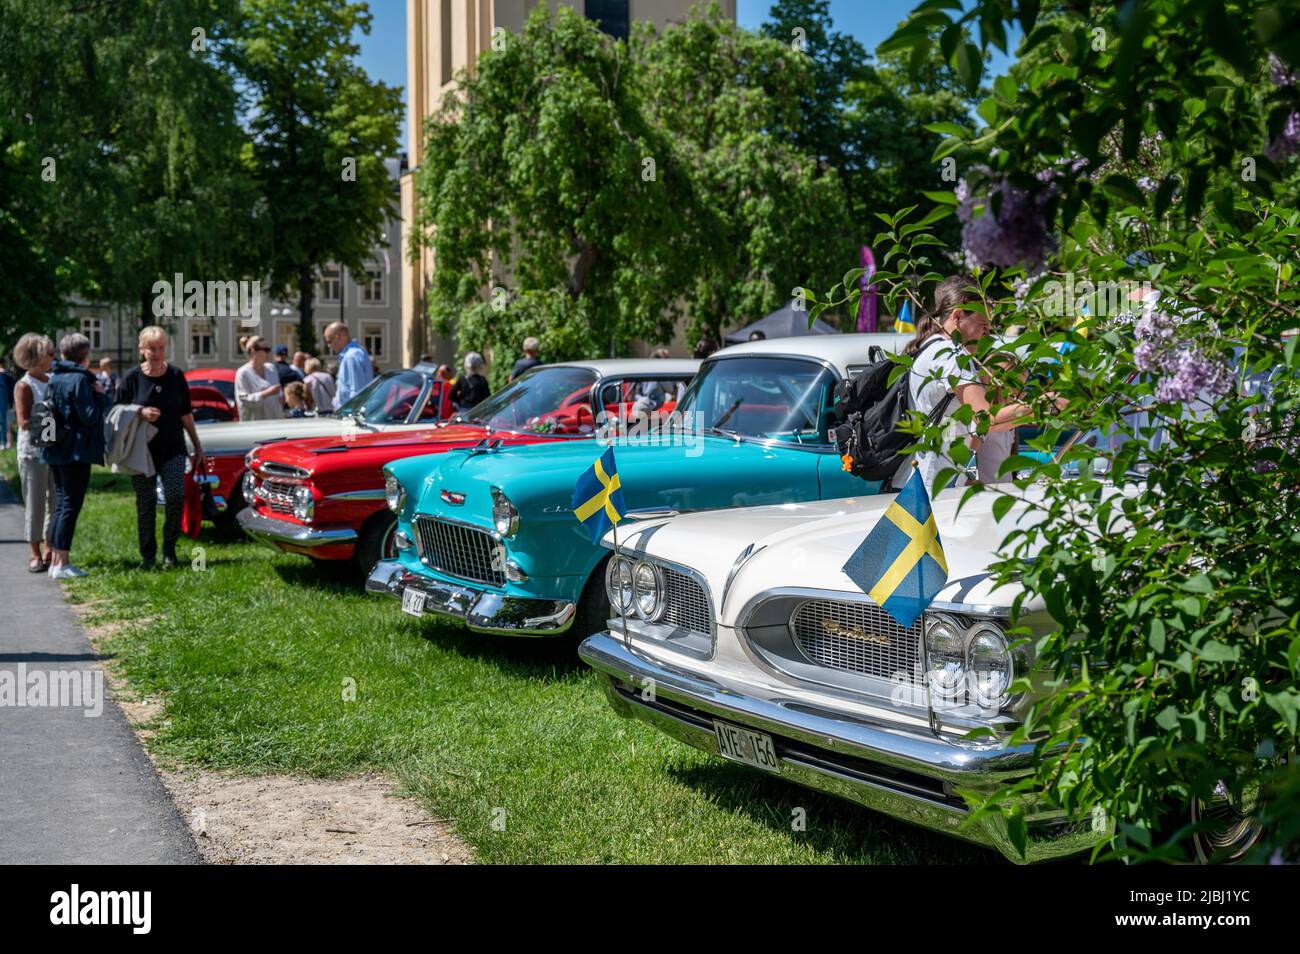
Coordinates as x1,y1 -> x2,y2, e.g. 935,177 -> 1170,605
253,423 -> 492,472
609,486 -> 1054,625
191,416 -> 356,454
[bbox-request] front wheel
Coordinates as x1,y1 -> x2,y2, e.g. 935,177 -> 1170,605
355,511 -> 398,577
569,555 -> 612,641
1190,779 -> 1264,863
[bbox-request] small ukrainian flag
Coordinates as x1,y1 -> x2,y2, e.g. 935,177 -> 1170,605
571,447 -> 627,544
841,466 -> 948,629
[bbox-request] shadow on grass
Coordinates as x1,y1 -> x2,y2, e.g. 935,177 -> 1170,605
412,618 -> 588,679
665,759 -> 1005,865
272,559 -> 364,595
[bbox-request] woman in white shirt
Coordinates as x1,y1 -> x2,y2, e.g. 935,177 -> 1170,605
895,275 -> 1036,492
235,335 -> 284,421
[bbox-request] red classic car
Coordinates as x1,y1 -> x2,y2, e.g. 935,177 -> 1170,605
236,359 -> 699,572
192,364 -> 454,525
185,368 -> 239,422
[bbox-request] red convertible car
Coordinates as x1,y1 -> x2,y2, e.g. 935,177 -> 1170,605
236,359 -> 698,572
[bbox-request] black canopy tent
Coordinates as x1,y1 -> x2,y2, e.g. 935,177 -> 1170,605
724,299 -> 841,344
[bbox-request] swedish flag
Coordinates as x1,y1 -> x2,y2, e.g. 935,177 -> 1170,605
841,466 -> 948,629
572,447 -> 627,544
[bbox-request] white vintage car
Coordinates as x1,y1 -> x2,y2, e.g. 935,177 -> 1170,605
577,485 -> 1262,863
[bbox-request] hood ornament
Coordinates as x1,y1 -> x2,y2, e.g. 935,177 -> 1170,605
465,437 -> 505,457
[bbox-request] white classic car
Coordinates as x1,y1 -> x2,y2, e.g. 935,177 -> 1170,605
577,485 -> 1261,863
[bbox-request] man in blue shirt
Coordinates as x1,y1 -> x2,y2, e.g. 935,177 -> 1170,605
323,322 -> 374,409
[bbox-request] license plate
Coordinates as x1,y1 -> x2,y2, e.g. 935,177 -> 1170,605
713,720 -> 780,773
401,588 -> 426,617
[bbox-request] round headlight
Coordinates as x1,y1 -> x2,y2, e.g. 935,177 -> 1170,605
491,487 -> 519,537
632,561 -> 665,621
968,626 -> 1013,708
925,615 -> 965,700
384,474 -> 406,514
292,485 -> 314,521
606,556 -> 634,613
242,470 -> 258,503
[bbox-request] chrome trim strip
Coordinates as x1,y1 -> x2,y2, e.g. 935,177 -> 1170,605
325,488 -> 387,501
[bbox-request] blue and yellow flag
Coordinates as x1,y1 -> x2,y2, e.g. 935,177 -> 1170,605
571,447 -> 627,544
895,299 -> 915,334
841,467 -> 948,628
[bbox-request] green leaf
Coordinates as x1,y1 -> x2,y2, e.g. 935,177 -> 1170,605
954,42 -> 982,95
1155,705 -> 1180,731
1181,573 -> 1214,594
1101,174 -> 1145,208
922,190 -> 959,206
923,121 -> 970,138
992,494 -> 1016,522
1198,641 -> 1239,663
1149,617 -> 1166,653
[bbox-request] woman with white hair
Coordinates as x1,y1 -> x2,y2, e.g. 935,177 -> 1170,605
116,326 -> 204,569
12,333 -> 56,572
450,351 -> 490,410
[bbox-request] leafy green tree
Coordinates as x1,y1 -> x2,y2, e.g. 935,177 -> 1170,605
232,0 -> 402,354
0,0 -> 255,340
817,0 -> 1300,862
413,3 -> 851,376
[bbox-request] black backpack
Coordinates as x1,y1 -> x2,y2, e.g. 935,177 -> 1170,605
29,397 -> 66,448
833,336 -> 954,483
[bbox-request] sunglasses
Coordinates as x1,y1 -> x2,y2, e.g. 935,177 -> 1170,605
254,345 -> 271,352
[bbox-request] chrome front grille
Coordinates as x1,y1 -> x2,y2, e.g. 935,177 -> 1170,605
789,599 -> 922,685
413,516 -> 505,586
661,568 -> 712,637
261,479 -> 298,516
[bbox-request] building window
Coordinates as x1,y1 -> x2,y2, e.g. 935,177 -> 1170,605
319,267 -> 341,304
275,322 -> 299,355
362,322 -> 386,360
189,320 -> 215,359
585,0 -> 630,41
361,268 -> 386,305
81,317 -> 103,351
440,0 -> 453,86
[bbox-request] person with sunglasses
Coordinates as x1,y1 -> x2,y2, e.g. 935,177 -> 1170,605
235,335 -> 284,421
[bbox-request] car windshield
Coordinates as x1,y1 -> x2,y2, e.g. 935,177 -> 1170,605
675,355 -> 837,442
455,366 -> 599,435
336,370 -> 428,425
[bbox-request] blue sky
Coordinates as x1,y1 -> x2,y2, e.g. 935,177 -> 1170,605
355,1 -> 1017,155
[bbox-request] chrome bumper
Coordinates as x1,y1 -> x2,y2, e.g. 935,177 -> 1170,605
236,506 -> 357,549
579,632 -> 1108,863
365,559 -> 577,636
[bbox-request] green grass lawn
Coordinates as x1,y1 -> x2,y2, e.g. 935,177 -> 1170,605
1,449 -> 994,864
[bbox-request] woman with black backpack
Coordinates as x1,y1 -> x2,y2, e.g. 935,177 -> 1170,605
892,275 -> 1036,492
40,333 -> 112,579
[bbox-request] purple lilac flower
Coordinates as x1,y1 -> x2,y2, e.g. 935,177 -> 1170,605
1266,111 -> 1300,162
1271,53 -> 1298,88
957,178 -> 1057,270
1135,310 -> 1231,402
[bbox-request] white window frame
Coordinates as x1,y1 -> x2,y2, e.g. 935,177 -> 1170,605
81,316 -> 104,351
318,267 -> 342,305
187,318 -> 216,363
362,321 -> 386,361
359,266 -> 386,306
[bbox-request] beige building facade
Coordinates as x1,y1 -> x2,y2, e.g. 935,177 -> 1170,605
398,0 -> 736,368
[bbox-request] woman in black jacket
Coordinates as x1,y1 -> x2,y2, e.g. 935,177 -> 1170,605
450,351 -> 491,410
41,333 -> 112,579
